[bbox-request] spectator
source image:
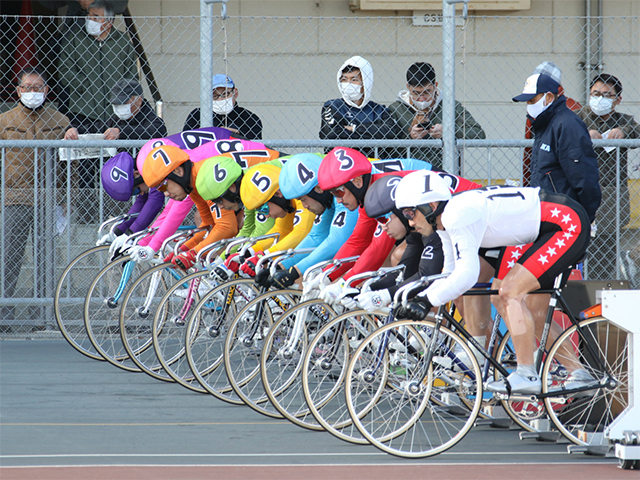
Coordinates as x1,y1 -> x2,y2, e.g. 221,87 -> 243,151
65,78 -> 167,142
522,61 -> 581,186
0,67 -> 69,332
388,62 -> 485,171
575,74 -> 640,279
59,0 -> 137,188
512,73 -> 601,225
319,55 -> 397,158
183,74 -> 263,140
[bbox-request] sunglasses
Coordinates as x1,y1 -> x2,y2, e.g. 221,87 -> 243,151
376,214 -> 391,226
257,203 -> 270,216
402,208 -> 417,220
157,179 -> 169,193
131,187 -> 141,196
329,185 -> 347,198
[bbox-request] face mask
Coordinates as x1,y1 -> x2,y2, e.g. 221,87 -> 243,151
589,95 -> 614,116
527,94 -> 552,119
113,104 -> 133,120
86,18 -> 103,36
20,92 -> 45,110
212,97 -> 234,115
413,98 -> 433,111
340,82 -> 363,103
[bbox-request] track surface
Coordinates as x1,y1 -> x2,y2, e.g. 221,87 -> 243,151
0,340 -> 632,479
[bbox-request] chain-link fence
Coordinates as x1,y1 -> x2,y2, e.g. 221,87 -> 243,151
1,11 -> 639,337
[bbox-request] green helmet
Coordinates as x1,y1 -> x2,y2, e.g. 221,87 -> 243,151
196,156 -> 243,201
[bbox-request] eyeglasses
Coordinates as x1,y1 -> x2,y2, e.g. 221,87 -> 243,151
409,88 -> 435,99
257,203 -> 270,215
376,215 -> 391,226
591,91 -> 617,99
329,185 -> 347,198
157,179 -> 169,193
213,89 -> 234,100
18,84 -> 46,92
402,208 -> 417,220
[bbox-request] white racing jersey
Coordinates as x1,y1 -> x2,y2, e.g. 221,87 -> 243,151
422,186 -> 542,307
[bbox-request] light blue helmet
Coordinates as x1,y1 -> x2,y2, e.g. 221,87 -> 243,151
279,153 -> 324,199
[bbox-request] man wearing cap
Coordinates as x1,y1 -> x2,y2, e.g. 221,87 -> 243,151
182,74 -> 263,140
522,61 -> 582,187
513,73 -> 601,225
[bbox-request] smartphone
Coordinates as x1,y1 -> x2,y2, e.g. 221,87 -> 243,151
416,121 -> 432,130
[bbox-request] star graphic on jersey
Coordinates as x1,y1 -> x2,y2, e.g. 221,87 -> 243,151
511,250 -> 522,259
563,232 -> 573,240
568,224 -> 577,233
507,260 -> 516,269
562,214 -> 572,224
538,255 -> 549,265
546,247 -> 557,256
550,208 -> 561,218
555,238 -> 566,248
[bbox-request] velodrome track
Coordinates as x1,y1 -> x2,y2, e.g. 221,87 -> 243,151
0,340 -> 633,480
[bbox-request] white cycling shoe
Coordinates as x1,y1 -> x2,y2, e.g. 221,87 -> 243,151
486,371 -> 541,395
551,368 -> 597,397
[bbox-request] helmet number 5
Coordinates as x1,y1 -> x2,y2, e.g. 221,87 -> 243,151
251,171 -> 272,193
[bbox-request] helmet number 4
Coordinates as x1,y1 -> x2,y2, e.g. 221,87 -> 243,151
250,170 -> 272,193
297,163 -> 315,185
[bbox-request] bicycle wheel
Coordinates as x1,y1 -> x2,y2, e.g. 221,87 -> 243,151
492,330 -> 549,432
345,319 -> 482,458
260,298 -> 336,430
152,270 -> 224,392
542,316 -> 629,445
223,289 -> 301,418
84,256 -> 149,371
185,277 -> 262,404
119,262 -> 186,382
301,309 -> 382,444
55,245 -> 111,360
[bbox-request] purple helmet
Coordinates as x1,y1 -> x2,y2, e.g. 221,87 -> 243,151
101,152 -> 136,201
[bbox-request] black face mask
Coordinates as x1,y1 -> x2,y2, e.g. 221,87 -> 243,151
167,160 -> 194,195
306,188 -> 334,211
269,194 -> 296,214
344,173 -> 371,208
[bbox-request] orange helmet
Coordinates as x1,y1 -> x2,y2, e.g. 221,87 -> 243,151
141,145 -> 190,188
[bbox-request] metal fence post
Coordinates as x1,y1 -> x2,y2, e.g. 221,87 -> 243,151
44,148 -> 56,327
200,0 -> 215,128
442,0 -> 458,174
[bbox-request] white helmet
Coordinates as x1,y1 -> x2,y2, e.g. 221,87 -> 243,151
395,170 -> 452,223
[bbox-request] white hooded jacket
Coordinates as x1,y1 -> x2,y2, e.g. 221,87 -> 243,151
337,55 -> 374,110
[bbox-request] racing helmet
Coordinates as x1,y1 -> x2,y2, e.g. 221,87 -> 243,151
136,137 -> 180,174
195,156 -> 243,202
364,175 -> 413,232
395,170 -> 452,223
279,153 -> 334,209
240,162 -> 293,213
101,152 -> 144,201
141,145 -> 190,189
318,147 -> 372,191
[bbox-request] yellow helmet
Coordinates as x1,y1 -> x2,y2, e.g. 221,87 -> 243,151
240,162 -> 283,210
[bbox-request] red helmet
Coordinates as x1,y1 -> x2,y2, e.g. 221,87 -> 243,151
318,147 -> 372,191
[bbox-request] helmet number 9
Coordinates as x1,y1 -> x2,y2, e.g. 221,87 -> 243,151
110,167 -> 128,182
214,164 -> 227,183
297,163 -> 315,185
335,149 -> 354,171
152,147 -> 172,167
250,170 -> 272,193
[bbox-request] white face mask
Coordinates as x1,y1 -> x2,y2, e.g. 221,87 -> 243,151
212,97 -> 235,115
86,18 -> 103,37
340,82 -> 363,103
527,94 -> 552,119
20,92 -> 46,110
589,95 -> 614,116
413,98 -> 433,111
113,104 -> 133,120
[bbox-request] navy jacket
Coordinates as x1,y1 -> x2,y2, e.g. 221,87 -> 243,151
530,95 -> 601,223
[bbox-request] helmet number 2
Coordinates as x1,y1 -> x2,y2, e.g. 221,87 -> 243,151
335,149 -> 354,171
250,170 -> 272,193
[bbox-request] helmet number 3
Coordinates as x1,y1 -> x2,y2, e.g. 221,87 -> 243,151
335,149 -> 354,171
297,163 -> 315,185
250,170 -> 272,193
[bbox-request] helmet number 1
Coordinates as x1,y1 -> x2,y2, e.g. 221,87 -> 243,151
336,149 -> 354,171
250,171 -> 272,193
423,175 -> 432,194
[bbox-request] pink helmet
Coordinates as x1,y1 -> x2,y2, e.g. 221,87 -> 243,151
318,147 -> 372,191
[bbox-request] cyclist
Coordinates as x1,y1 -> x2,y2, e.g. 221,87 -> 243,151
222,159 -> 317,278
394,170 -> 590,394
98,152 -> 165,247
139,144 -> 240,269
267,153 -> 359,288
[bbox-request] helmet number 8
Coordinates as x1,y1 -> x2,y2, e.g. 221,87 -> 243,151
250,170 -> 272,193
335,149 -> 354,171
